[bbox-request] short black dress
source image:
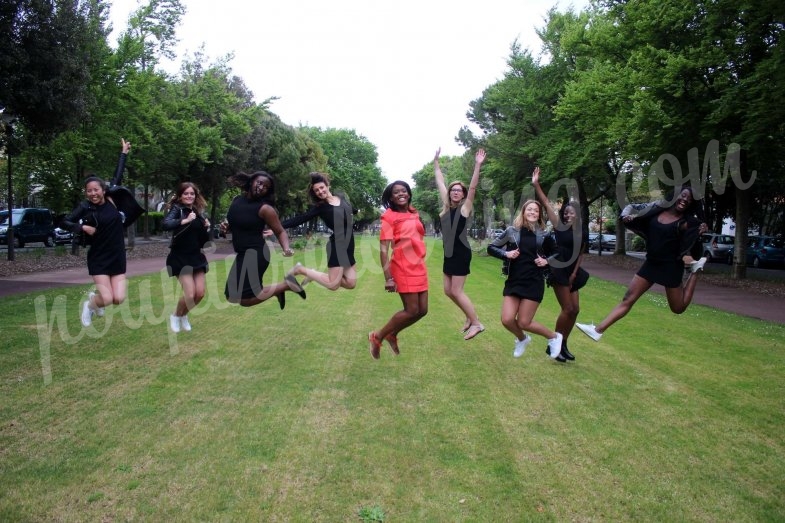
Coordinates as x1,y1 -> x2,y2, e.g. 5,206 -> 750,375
441,207 -> 472,276
280,196 -> 355,268
162,205 -> 210,277
488,227 -> 553,303
636,215 -> 683,288
85,202 -> 126,276
550,227 -> 589,292
224,196 -> 271,301
62,152 -> 139,277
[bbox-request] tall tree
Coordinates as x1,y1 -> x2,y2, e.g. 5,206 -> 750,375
0,0 -> 109,258
300,127 -> 387,226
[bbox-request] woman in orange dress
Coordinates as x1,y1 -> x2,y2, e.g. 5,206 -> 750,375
368,180 -> 429,359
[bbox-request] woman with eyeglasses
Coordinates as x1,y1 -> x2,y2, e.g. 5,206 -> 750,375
434,147 -> 486,340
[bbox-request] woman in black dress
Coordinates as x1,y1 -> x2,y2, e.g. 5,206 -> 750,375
63,138 -> 142,327
223,171 -> 305,309
576,186 -> 708,342
532,167 -> 589,361
487,199 -> 564,360
281,172 -> 357,291
162,182 -> 211,333
434,147 -> 486,340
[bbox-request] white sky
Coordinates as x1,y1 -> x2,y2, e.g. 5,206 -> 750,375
108,0 -> 588,183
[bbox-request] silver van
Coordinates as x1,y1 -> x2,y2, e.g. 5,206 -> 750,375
700,233 -> 734,263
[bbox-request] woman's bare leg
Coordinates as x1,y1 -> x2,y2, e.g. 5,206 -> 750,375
596,275 -> 653,333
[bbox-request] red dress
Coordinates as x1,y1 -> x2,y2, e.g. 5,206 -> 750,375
380,208 -> 428,293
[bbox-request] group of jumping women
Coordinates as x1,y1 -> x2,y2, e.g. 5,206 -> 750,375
65,140 -> 708,360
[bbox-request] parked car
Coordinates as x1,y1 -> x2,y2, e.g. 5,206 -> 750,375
0,208 -> 55,247
728,235 -> 785,268
701,233 -> 734,263
590,233 -> 616,252
53,227 -> 74,245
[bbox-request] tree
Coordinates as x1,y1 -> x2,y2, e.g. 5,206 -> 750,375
299,127 -> 387,227
1,0 -> 109,258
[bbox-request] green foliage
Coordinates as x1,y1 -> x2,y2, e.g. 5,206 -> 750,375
358,505 -> 386,522
0,0 -> 109,139
300,127 -> 387,225
139,211 -> 164,235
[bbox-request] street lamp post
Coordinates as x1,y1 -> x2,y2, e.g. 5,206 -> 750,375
2,112 -> 17,261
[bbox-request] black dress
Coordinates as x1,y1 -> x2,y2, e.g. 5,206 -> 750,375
550,227 -> 590,292
161,204 -> 210,277
83,202 -> 126,276
487,226 -> 554,302
280,196 -> 355,268
636,215 -> 684,288
224,196 -> 271,301
440,207 -> 471,276
62,152 -> 140,277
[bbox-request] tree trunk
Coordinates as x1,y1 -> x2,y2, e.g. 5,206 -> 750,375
731,188 -> 750,280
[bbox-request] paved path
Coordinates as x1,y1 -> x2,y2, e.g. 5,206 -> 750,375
580,258 -> 784,324
1,252 -> 782,324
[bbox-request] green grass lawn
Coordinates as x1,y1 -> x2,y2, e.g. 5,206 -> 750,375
1,236 -> 784,521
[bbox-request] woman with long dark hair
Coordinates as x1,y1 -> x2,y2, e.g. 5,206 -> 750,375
368,180 -> 428,359
63,138 -> 144,327
281,172 -> 357,291
223,171 -> 306,310
576,186 -> 708,342
162,182 -> 211,333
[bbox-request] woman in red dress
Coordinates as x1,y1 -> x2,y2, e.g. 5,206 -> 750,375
369,180 -> 428,359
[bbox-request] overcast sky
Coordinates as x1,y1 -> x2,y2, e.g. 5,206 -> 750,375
108,0 -> 588,183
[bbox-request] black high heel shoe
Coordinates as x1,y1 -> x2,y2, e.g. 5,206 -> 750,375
561,340 -> 575,361
285,275 -> 307,300
546,346 -> 567,363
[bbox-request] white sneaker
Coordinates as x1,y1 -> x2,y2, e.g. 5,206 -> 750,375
88,291 -> 104,317
513,335 -> 531,358
547,332 -> 564,359
576,322 -> 602,342
180,315 -> 192,332
80,299 -> 94,327
169,314 -> 181,333
691,257 -> 708,273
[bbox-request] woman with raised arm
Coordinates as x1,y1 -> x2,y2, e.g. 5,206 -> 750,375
575,186 -> 708,342
63,138 -> 144,327
434,147 -> 486,340
222,171 -> 306,310
161,182 -> 211,333
487,198 -> 564,360
532,167 -> 589,362
281,172 -> 357,291
368,180 -> 428,359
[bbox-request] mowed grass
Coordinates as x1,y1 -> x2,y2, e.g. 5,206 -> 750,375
1,236 -> 784,521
